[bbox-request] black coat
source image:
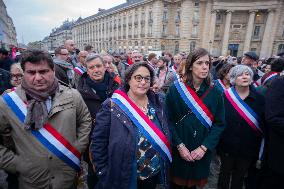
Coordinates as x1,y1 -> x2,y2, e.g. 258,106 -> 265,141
0,68 -> 12,94
218,88 -> 265,159
77,72 -> 120,119
265,76 -> 284,174
54,64 -> 71,85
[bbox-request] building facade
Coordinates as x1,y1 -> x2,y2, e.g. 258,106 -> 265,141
42,20 -> 74,51
72,0 -> 284,58
0,0 -> 17,49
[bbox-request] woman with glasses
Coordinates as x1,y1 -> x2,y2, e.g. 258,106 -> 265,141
3,63 -> 23,94
90,62 -> 171,189
166,48 -> 225,189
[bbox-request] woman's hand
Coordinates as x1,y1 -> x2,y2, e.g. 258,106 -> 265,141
191,146 -> 207,160
177,144 -> 195,162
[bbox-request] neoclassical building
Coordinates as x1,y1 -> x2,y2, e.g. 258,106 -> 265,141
0,0 -> 17,49
72,0 -> 284,58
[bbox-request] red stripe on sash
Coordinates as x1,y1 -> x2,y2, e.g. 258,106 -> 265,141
44,123 -> 81,158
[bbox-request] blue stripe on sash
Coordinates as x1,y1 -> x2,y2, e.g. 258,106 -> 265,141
2,94 -> 25,122
230,87 -> 260,121
32,131 -> 80,171
174,81 -> 210,129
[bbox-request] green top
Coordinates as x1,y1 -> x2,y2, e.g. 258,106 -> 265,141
166,81 -> 225,180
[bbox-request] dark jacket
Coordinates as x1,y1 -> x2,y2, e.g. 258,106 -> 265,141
218,87 -> 265,159
90,89 -> 171,189
0,68 -> 12,95
265,76 -> 284,174
166,82 -> 225,180
54,64 -> 71,86
77,72 -> 120,119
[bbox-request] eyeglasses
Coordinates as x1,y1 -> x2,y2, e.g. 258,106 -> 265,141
60,53 -> 69,56
11,74 -> 23,79
133,75 -> 151,83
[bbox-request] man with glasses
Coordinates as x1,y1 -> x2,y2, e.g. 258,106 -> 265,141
131,50 -> 143,64
53,46 -> 75,86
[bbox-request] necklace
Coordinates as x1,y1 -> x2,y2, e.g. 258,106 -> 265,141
128,94 -> 149,114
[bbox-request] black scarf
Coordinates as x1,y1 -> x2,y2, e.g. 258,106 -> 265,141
86,73 -> 110,101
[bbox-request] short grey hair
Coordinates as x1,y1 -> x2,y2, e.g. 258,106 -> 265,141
229,65 -> 254,86
85,53 -> 103,67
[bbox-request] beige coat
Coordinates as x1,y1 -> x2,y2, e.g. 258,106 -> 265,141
0,84 -> 92,189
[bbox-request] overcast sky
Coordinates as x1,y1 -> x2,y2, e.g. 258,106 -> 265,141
3,0 -> 125,44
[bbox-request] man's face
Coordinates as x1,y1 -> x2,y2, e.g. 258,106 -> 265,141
87,58 -> 106,82
58,49 -> 69,61
103,56 -> 113,73
241,56 -> 255,67
65,40 -> 76,53
165,54 -> 171,61
78,51 -> 88,66
131,52 -> 143,63
23,61 -> 55,92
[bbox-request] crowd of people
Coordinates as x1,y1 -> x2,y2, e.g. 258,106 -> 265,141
0,39 -> 284,189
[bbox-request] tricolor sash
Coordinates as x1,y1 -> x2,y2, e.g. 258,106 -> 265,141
111,90 -> 172,162
252,81 -> 260,88
74,66 -> 86,76
261,72 -> 278,85
2,91 -> 81,171
171,65 -> 180,80
224,87 -> 262,134
174,80 -> 214,129
215,79 -> 227,93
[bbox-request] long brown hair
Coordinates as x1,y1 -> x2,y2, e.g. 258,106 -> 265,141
183,48 -> 212,85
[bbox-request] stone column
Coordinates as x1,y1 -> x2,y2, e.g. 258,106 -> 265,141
260,9 -> 275,58
180,0 -> 193,51
243,10 -> 256,53
208,10 -> 217,54
221,10 -> 232,55
201,0 -> 212,49
152,0 -> 163,39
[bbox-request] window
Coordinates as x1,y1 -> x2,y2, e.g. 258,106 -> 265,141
278,44 -> 284,54
193,10 -> 199,22
176,11 -> 181,22
176,25 -> 180,36
162,25 -> 167,35
163,11 -> 168,21
216,13 -> 222,22
215,25 -> 220,37
149,25 -> 152,35
192,25 -> 198,37
190,41 -> 196,52
282,28 -> 284,38
175,41 -> 179,54
253,26 -> 261,37
194,1 -> 199,7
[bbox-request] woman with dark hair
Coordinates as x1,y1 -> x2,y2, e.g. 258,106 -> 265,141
166,48 -> 225,189
214,63 -> 235,93
90,62 -> 172,189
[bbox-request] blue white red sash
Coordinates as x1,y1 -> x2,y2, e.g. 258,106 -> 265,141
252,81 -> 260,88
74,66 -> 86,76
111,90 -> 172,162
224,87 -> 262,134
174,80 -> 214,129
2,91 -> 81,171
215,79 -> 227,93
171,65 -> 180,80
261,72 -> 278,85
